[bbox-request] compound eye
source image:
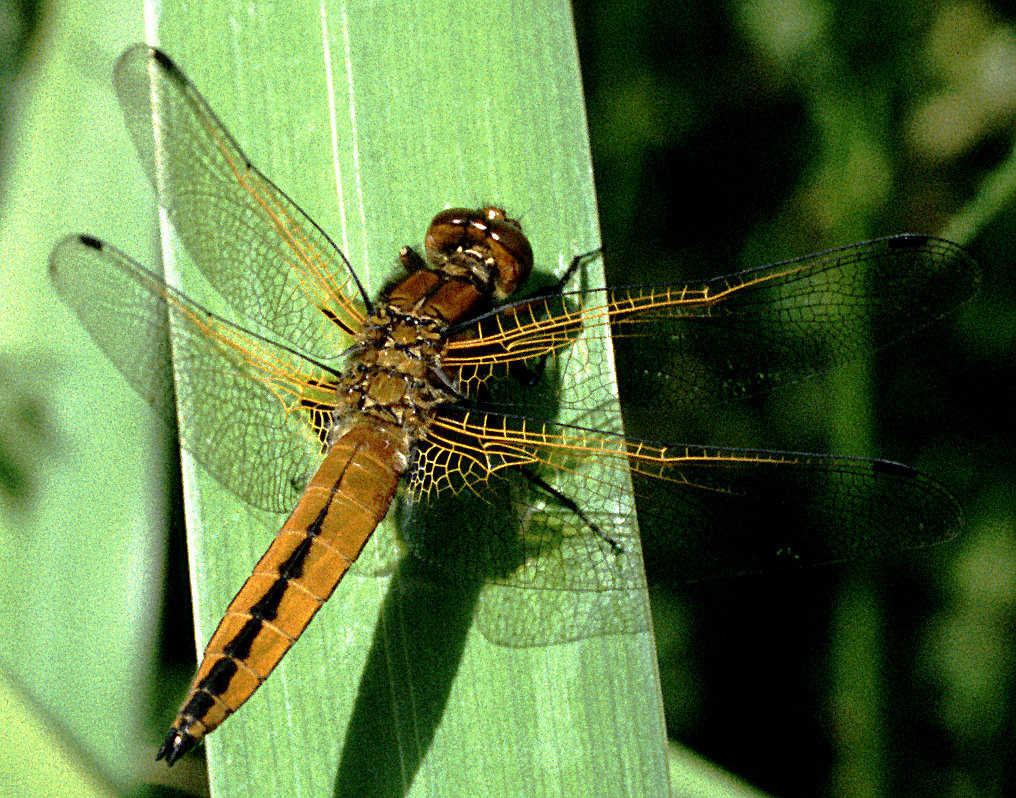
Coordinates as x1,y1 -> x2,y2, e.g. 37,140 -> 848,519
479,207 -> 534,297
425,207 -> 534,297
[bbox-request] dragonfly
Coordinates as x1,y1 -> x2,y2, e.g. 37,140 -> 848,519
49,45 -> 980,767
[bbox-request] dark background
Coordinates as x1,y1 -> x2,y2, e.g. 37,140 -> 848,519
573,1 -> 1016,796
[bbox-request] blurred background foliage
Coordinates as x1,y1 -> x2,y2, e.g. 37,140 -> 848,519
573,0 -> 1016,796
1,0 -> 1014,796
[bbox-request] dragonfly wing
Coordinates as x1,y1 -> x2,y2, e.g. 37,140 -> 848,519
610,234 -> 981,412
399,433 -> 645,646
112,45 -> 366,359
400,406 -> 959,643
622,444 -> 961,582
447,235 -> 980,419
50,234 -> 334,513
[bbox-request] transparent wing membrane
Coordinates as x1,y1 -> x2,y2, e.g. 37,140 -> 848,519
409,409 -> 959,583
113,45 -> 366,359
447,235 -> 980,413
50,235 -> 333,512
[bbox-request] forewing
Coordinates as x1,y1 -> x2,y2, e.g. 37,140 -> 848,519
446,235 -> 981,417
49,234 -> 337,513
112,45 -> 366,358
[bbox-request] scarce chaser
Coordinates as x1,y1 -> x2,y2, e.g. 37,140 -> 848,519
48,46 -> 980,765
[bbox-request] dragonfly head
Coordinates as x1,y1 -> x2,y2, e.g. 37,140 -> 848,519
425,206 -> 534,299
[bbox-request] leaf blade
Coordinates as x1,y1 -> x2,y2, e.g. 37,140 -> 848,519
155,1 -> 671,795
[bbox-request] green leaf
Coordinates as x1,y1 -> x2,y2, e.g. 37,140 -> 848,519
152,1 -> 672,796
0,8 -> 162,796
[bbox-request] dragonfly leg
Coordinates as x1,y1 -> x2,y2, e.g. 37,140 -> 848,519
521,467 -> 622,554
399,245 -> 427,273
550,247 -> 602,294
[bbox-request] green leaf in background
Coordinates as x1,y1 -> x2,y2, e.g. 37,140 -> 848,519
0,3 -> 168,795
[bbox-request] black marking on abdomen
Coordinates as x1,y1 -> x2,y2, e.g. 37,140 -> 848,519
182,689 -> 216,721
218,473 -> 344,662
277,536 -> 315,582
222,618 -> 262,660
249,575 -> 290,622
196,657 -> 239,696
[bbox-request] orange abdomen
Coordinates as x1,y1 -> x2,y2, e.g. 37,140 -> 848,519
159,421 -> 407,759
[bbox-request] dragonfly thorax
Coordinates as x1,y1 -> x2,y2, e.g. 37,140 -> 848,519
328,207 -> 536,447
331,306 -> 453,445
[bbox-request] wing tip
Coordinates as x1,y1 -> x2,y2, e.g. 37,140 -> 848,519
886,232 -> 931,249
114,43 -> 187,93
150,47 -> 176,72
48,233 -> 103,281
77,233 -> 103,251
